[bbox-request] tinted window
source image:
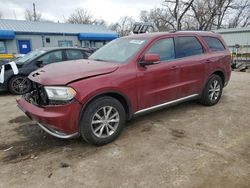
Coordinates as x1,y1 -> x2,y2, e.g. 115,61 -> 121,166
66,50 -> 84,60
203,36 -> 225,51
38,50 -> 63,65
176,36 -> 203,58
147,38 -> 175,61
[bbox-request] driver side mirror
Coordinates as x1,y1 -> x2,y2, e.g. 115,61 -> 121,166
36,60 -> 43,67
140,53 -> 160,67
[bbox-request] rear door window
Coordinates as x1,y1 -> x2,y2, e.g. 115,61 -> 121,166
147,38 -> 175,61
66,50 -> 84,60
202,36 -> 225,51
176,36 -> 203,58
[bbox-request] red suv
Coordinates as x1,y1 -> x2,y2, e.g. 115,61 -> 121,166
17,31 -> 231,145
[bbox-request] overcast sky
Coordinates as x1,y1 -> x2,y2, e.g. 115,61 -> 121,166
0,0 -> 163,23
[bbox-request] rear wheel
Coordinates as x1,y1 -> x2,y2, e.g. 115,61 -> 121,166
80,96 -> 125,146
200,74 -> 223,106
8,75 -> 31,95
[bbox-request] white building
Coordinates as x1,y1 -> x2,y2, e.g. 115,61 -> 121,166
0,19 -> 118,54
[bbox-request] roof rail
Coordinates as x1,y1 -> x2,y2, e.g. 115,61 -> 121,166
169,30 -> 216,33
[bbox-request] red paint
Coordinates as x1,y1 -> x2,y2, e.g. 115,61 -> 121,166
17,31 -> 231,135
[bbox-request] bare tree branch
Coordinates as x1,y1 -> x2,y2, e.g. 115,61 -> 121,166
24,9 -> 42,21
228,0 -> 250,28
67,8 -> 93,24
163,0 -> 194,30
140,8 -> 174,31
109,16 -> 135,36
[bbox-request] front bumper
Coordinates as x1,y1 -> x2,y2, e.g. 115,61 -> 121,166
17,97 -> 82,139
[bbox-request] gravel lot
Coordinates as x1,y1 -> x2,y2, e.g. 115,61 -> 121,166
0,72 -> 249,188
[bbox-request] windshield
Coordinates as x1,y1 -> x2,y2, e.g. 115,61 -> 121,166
89,38 -> 148,63
16,50 -> 46,64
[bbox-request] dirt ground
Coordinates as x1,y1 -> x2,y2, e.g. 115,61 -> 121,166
0,72 -> 249,188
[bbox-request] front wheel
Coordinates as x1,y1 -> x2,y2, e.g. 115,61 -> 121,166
200,74 -> 223,106
8,75 -> 32,95
80,96 -> 125,146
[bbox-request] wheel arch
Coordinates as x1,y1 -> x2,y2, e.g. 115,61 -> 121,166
211,70 -> 225,86
78,90 -> 132,126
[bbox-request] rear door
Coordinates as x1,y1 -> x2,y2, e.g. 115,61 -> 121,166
174,36 -> 208,97
137,37 -> 181,110
202,36 -> 231,81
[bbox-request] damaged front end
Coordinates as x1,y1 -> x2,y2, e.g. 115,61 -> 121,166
17,81 -> 81,138
23,83 -> 49,106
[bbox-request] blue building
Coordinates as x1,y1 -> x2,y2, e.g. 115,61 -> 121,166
0,19 -> 118,54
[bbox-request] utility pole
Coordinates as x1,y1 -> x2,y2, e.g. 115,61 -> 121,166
33,3 -> 37,21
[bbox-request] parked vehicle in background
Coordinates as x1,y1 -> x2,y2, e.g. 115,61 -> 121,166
17,31 -> 231,145
0,47 -> 94,94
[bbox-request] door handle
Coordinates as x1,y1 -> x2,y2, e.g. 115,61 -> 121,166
170,65 -> 180,70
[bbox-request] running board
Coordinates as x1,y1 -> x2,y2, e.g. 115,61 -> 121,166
134,94 -> 199,115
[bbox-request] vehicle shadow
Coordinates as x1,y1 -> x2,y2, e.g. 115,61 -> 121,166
0,117 -> 93,164
0,90 -> 10,97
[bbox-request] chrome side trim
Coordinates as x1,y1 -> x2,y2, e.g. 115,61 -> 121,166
134,94 -> 199,115
37,123 -> 79,139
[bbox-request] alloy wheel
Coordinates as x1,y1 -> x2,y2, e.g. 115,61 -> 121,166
91,106 -> 120,138
11,77 -> 30,94
208,80 -> 221,101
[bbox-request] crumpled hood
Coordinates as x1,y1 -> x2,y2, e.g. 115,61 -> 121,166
28,59 -> 119,85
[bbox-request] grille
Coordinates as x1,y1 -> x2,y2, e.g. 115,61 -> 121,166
24,83 -> 49,106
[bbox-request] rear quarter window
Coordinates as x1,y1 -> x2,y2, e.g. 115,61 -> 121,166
202,36 -> 225,52
176,36 -> 203,58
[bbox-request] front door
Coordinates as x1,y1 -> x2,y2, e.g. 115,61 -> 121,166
137,37 -> 180,110
18,40 -> 31,54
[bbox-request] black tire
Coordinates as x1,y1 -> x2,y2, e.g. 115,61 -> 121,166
8,75 -> 32,95
80,96 -> 125,146
200,74 -> 223,106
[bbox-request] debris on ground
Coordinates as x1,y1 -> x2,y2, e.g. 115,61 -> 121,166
60,162 -> 70,168
3,146 -> 14,152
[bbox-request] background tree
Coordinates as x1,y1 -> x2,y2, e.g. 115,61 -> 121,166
140,0 -> 249,31
162,0 -> 195,30
92,19 -> 107,26
25,3 -> 42,21
110,16 -> 135,36
67,8 -> 93,24
190,0 -> 234,30
25,9 -> 42,21
140,8 -> 174,31
228,0 -> 250,28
